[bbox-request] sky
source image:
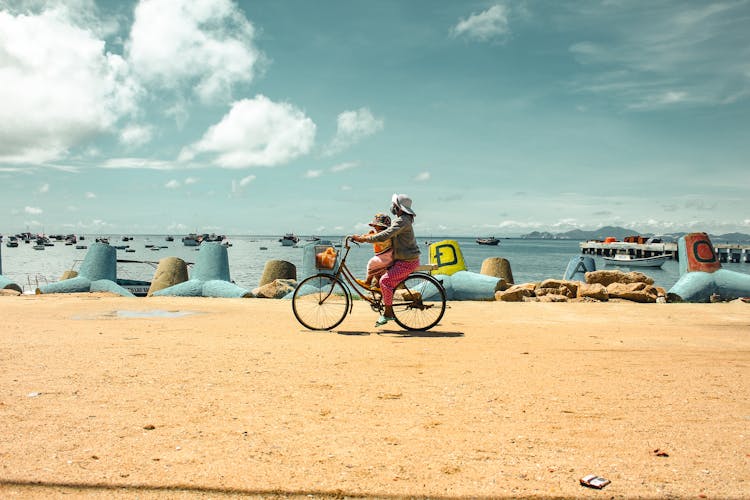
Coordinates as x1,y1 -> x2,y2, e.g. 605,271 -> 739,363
1,0 -> 749,237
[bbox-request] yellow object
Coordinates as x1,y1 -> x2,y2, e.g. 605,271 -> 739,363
315,247 -> 337,269
428,240 -> 466,276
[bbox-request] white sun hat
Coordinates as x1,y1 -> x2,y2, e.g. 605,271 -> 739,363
392,193 -> 415,216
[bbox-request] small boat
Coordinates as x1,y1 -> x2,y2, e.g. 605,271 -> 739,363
5,236 -> 19,248
182,234 -> 200,246
476,236 -> 500,246
125,248 -> 136,253
603,254 -> 667,268
165,235 -> 174,242
76,245 -> 87,250
279,233 -> 299,246
33,244 -> 45,250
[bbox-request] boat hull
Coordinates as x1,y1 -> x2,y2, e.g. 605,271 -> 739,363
603,255 -> 667,268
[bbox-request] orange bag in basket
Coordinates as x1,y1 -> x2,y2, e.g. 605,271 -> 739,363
316,247 -> 337,269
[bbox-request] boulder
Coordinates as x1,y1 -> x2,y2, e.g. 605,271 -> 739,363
260,260 -> 296,287
606,282 -> 658,303
495,285 -> 533,302
147,257 -> 189,296
585,270 -> 654,287
577,283 -> 609,301
479,257 -> 514,284
253,279 -> 296,299
537,294 -> 569,302
536,279 -> 578,298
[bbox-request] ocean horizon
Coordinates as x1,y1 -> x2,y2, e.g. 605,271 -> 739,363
2,234 -> 750,294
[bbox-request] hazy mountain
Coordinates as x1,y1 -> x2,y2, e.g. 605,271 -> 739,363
520,227 -> 750,242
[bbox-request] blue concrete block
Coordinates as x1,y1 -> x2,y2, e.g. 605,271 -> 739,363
564,256 -> 596,281
202,279 -> 252,298
79,243 -> 117,281
435,270 -> 500,301
0,274 -> 22,293
38,276 -> 92,294
192,242 -> 231,282
152,280 -> 205,297
90,279 -> 136,297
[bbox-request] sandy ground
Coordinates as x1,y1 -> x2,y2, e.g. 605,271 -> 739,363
0,293 -> 748,499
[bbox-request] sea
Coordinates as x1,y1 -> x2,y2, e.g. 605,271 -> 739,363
2,235 -> 749,294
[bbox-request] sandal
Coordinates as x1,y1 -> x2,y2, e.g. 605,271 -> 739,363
375,315 -> 395,326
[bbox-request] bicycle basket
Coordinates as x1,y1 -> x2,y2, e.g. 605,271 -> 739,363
315,245 -> 338,270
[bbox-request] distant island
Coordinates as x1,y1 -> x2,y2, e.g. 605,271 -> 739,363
519,226 -> 750,243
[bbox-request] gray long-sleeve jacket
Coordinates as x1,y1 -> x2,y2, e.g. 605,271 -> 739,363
366,214 -> 421,262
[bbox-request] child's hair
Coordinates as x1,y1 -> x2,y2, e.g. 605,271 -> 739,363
368,213 -> 391,229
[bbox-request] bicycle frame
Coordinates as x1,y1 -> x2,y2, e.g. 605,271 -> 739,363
328,236 -> 384,315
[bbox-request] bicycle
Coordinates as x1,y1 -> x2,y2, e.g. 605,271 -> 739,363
292,236 -> 447,331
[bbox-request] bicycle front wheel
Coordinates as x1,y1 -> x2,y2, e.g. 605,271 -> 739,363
392,273 -> 446,331
292,274 -> 350,331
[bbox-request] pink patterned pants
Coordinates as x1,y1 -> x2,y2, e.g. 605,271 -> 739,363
379,259 -> 420,306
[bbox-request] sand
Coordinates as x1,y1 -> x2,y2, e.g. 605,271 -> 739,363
0,294 -> 748,499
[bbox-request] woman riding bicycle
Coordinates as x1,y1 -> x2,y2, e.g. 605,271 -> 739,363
353,193 -> 421,326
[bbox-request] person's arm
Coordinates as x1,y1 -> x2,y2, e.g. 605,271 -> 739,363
366,217 -> 408,243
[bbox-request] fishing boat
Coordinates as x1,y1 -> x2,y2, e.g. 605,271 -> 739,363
165,235 -> 174,242
476,236 -> 500,246
603,253 -> 667,268
5,236 -> 19,248
279,233 -> 299,246
182,234 -> 200,246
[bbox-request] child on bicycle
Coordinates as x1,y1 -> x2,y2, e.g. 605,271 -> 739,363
357,213 -> 393,289
353,194 -> 421,326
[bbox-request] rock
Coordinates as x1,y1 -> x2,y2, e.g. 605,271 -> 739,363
259,260 -> 296,287
495,285 -> 533,302
253,278 -> 296,299
479,257 -> 514,284
607,282 -> 658,303
585,270 -> 654,287
536,279 -> 578,298
577,283 -> 609,301
537,294 -> 569,302
147,257 -> 189,296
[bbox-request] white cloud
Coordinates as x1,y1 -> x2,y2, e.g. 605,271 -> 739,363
230,174 -> 256,195
568,2 -> 750,109
326,108 -> 384,155
24,206 -> 43,215
0,5 -> 139,164
39,183 -> 50,193
85,192 -> 96,199
414,171 -> 431,182
239,174 -> 256,187
305,170 -> 323,178
127,0 -> 263,103
452,4 -> 510,42
165,179 -> 180,189
180,96 -> 316,168
184,177 -> 198,185
119,123 -> 154,146
102,158 -> 177,170
340,185 -> 352,191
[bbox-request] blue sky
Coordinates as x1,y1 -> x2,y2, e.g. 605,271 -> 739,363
1,0 -> 748,237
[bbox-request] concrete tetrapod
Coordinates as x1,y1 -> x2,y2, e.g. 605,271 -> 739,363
0,245 -> 21,292
36,242 -> 135,297
667,232 -> 750,302
152,242 -> 252,298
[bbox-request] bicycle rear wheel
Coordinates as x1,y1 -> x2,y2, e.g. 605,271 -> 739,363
392,273 -> 446,331
292,274 -> 350,331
